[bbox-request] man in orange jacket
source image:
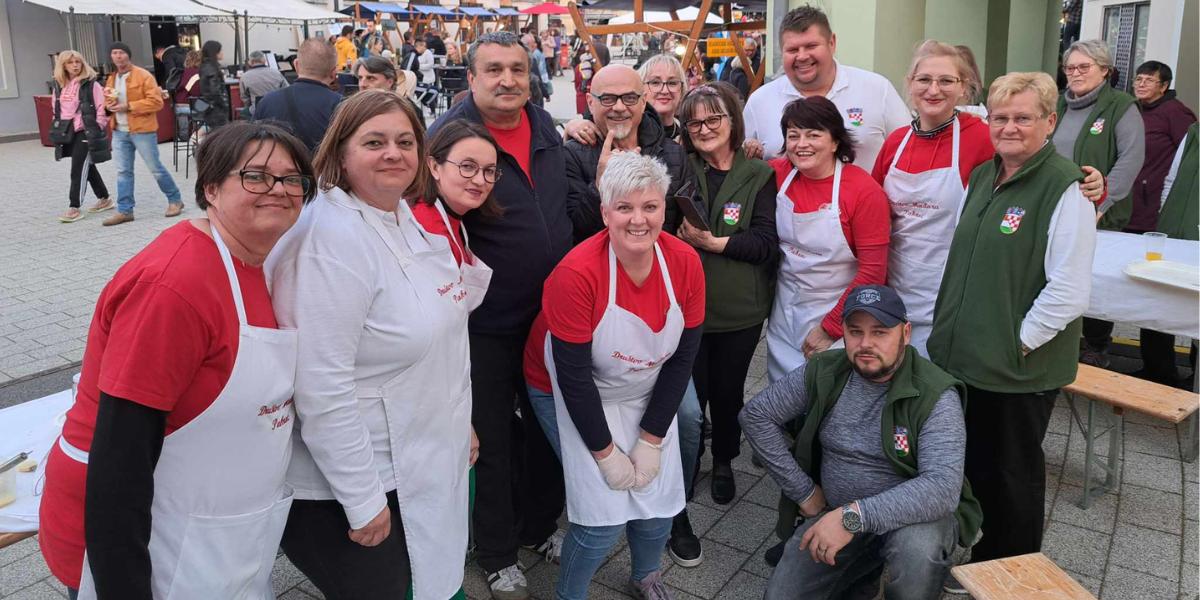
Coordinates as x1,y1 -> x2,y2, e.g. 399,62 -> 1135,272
101,42 -> 183,226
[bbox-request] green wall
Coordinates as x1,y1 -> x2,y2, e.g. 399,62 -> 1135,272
873,0 -> 927,89
1007,0 -> 1048,72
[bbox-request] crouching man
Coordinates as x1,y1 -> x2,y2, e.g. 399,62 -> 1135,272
740,284 -> 981,600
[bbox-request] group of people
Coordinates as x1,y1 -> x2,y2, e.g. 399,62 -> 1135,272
35,4 -> 1198,600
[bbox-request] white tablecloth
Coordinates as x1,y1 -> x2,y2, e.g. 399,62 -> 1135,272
0,390 -> 73,534
1087,231 -> 1200,339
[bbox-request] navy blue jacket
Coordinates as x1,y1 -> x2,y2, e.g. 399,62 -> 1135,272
428,95 -> 574,336
253,78 -> 342,154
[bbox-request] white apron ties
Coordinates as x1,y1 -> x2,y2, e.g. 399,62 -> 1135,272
352,197 -> 472,600
883,118 -> 965,356
545,241 -> 686,527
765,161 -> 859,382
77,222 -> 298,600
433,200 -> 494,314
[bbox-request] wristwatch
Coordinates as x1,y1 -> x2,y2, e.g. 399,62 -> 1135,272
841,503 -> 862,534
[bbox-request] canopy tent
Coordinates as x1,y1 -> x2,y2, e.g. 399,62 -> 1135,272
581,0 -> 765,13
20,0 -> 226,17
493,7 -> 521,16
409,4 -> 459,37
192,0 -> 346,24
457,6 -> 497,43
606,7 -> 721,25
521,3 -> 571,14
338,2 -> 416,20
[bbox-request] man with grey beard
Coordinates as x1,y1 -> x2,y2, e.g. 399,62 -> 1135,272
565,64 -> 693,243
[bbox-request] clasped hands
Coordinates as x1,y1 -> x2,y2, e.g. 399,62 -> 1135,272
593,432 -> 664,491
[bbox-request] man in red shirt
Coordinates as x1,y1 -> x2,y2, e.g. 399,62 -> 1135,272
426,31 -> 575,600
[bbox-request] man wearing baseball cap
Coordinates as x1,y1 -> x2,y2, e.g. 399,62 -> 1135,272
741,284 -> 980,600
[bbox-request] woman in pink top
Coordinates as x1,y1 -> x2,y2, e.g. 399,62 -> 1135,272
52,50 -> 111,223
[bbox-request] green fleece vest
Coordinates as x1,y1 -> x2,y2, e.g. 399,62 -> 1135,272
773,347 -> 982,548
1055,84 -> 1138,231
1158,123 -> 1199,241
690,150 -> 777,333
927,143 -> 1084,393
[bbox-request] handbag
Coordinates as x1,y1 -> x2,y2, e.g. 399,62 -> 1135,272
48,85 -> 74,145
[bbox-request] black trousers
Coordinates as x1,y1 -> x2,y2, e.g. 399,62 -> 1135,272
66,136 -> 109,208
963,385 -> 1057,563
470,331 -> 565,573
693,323 -> 764,463
280,490 -> 412,600
1082,317 -> 1114,352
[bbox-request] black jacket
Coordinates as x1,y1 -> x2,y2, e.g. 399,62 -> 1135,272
160,46 -> 187,90
199,61 -> 229,128
427,95 -> 575,336
253,78 -> 343,154
53,78 -> 110,164
565,108 -> 695,242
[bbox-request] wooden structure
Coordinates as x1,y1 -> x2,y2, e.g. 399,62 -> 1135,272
456,6 -> 496,43
1062,363 -> 1198,509
0,531 -> 35,551
410,4 -> 459,38
951,553 -> 1097,600
566,0 -> 766,94
493,7 -> 522,32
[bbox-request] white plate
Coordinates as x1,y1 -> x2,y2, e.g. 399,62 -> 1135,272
1122,260 -> 1200,292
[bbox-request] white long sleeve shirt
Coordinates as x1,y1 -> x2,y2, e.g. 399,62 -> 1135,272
1161,132 -> 1190,209
266,188 -> 442,529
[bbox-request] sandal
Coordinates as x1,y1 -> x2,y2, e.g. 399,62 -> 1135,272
59,208 -> 84,223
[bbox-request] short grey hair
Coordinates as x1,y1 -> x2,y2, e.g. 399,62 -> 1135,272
1063,39 -> 1113,71
638,55 -> 688,92
597,153 -> 672,209
248,50 -> 266,65
467,31 -> 522,75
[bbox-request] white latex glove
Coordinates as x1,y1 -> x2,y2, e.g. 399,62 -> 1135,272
596,448 -> 637,490
630,438 -> 663,489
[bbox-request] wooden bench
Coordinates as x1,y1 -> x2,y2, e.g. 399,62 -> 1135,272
1062,363 -> 1199,509
0,531 -> 36,550
951,552 -> 1096,599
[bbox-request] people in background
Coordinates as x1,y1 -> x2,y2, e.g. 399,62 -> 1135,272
39,121 -> 314,599
869,40 -> 995,356
765,95 -> 890,382
174,50 -> 203,109
267,91 -> 471,600
954,45 -> 987,117
198,40 -> 229,131
51,50 -> 110,223
254,38 -> 343,154
446,40 -> 466,67
575,43 -> 610,117
336,24 -> 359,71
523,33 -> 552,107
102,41 -> 183,226
1053,40 -> 1144,369
565,65 -> 694,242
541,30 -> 557,80
355,56 -> 426,129
239,50 -> 289,115
673,81 -> 778,551
523,152 -> 705,600
425,27 -> 448,57
742,6 -> 909,169
928,72 -> 1097,593
428,31 -> 574,600
744,284 -> 979,600
154,43 -> 186,88
719,37 -> 759,100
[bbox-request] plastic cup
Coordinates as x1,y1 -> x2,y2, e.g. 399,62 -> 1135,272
1144,232 -> 1167,261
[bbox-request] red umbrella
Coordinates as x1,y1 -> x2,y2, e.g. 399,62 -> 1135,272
520,3 -> 571,14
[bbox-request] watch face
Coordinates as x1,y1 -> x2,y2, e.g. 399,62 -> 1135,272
842,508 -> 862,532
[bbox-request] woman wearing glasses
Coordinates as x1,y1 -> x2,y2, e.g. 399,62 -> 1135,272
39,121 -> 314,599
564,55 -> 689,146
674,83 -> 778,510
1055,40 -> 1144,368
266,90 -> 473,600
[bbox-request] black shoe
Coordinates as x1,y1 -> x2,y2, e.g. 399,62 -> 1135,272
942,573 -> 969,595
702,416 -> 712,440
764,539 -> 786,567
711,462 -> 735,504
667,509 -> 704,567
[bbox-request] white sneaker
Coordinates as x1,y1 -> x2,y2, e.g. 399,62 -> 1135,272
486,563 -> 530,600
522,528 -> 566,564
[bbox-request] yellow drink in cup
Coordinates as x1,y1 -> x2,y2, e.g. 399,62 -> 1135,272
1144,232 -> 1167,261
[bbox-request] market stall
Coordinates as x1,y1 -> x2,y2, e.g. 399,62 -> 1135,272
456,6 -> 497,44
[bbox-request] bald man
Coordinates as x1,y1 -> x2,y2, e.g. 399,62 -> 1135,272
564,64 -> 694,242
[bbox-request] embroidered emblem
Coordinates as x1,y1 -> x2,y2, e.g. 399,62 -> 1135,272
846,107 -> 864,126
1000,206 -> 1026,234
894,425 -> 910,456
857,289 -> 882,304
1089,118 -> 1105,135
722,202 -> 741,225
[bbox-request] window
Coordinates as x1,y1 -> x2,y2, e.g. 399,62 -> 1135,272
1101,2 -> 1151,93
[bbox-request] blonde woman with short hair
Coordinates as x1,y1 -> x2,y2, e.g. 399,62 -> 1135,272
51,50 -> 111,222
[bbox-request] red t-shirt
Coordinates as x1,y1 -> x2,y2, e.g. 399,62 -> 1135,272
486,110 -> 534,187
769,158 -> 891,338
39,221 -> 279,587
523,230 -> 706,393
412,200 -> 468,266
870,112 -> 995,188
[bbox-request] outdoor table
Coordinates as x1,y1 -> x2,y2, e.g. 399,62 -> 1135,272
0,389 -> 74,536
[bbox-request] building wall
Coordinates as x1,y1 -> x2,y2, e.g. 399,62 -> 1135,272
872,0 -> 925,88
0,0 -> 68,137
1177,0 -> 1197,111
1079,0 -> 1195,111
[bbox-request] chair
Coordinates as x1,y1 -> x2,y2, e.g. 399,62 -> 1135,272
174,97 -> 210,179
437,66 -> 468,115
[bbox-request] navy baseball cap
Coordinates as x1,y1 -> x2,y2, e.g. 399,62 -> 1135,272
842,285 -> 907,328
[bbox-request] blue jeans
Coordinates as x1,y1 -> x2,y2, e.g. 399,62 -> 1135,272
765,511 -> 958,600
556,517 -> 672,600
112,130 -> 182,215
526,380 -> 702,494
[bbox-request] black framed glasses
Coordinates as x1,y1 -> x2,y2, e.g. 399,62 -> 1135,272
444,159 -> 501,183
645,79 -> 683,93
684,114 -> 727,134
234,170 -> 312,197
590,92 -> 643,107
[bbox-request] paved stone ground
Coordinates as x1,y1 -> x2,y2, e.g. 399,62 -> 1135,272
1,68 -> 1197,599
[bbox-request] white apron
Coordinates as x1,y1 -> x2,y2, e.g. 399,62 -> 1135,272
545,242 -> 686,527
765,161 -> 858,382
354,197 -> 472,600
433,200 -> 494,314
75,222 -> 298,600
883,119 -> 964,356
